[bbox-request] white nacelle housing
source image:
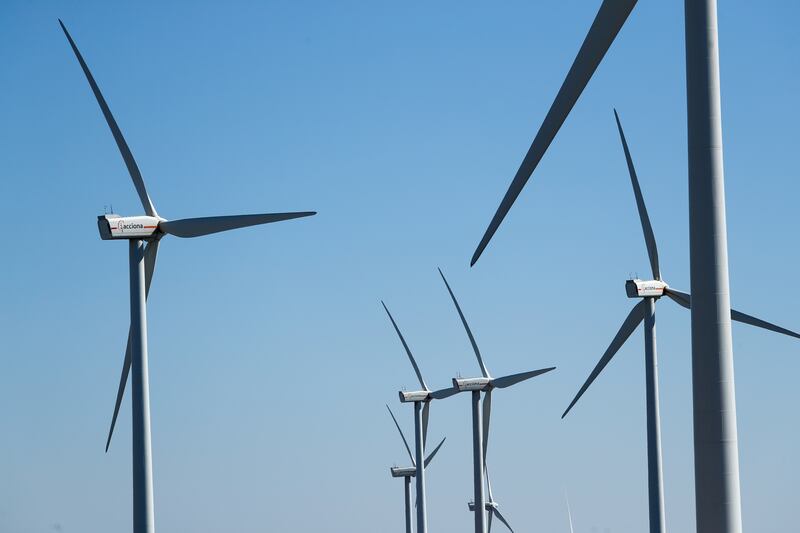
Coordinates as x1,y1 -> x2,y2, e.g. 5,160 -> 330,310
399,390 -> 430,403
391,466 -> 416,478
453,377 -> 491,392
98,214 -> 160,240
626,278 -> 668,298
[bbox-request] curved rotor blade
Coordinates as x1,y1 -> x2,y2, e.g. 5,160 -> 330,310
160,212 -> 315,238
491,367 -> 556,389
470,0 -> 638,266
614,109 -> 659,279
493,507 -> 514,533
665,288 -> 800,339
424,437 -> 446,467
59,20 -> 158,217
381,301 -> 429,391
486,466 -> 495,502
482,389 -> 492,463
422,400 -> 430,446
105,239 -> 159,451
430,386 -> 460,400
488,509 -> 494,533
566,492 -> 575,533
386,405 -> 415,466
663,287 -> 690,309
730,309 -> 800,339
438,268 -> 490,378
562,300 -> 646,418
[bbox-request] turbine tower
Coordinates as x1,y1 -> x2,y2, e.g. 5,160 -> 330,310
431,268 -> 554,533
561,109 -> 800,533
386,405 -> 446,533
59,21 -> 315,533
467,2 -> 764,530
381,301 -> 440,533
467,468 -> 515,533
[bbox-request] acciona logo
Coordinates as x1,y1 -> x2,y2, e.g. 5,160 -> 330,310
118,222 -> 144,232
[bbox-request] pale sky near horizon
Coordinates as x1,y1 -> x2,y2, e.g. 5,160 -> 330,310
1,1 -> 799,532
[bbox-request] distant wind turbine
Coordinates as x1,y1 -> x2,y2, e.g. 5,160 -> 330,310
386,405 -> 446,533
561,109 -> 800,533
431,268 -> 554,533
59,20 -> 315,533
468,467 -> 515,532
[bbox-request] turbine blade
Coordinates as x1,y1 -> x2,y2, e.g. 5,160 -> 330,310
486,466 -> 495,502
614,109 -> 660,279
143,239 -> 159,293
438,268 -> 490,378
482,390 -> 492,463
566,492 -> 575,533
491,367 -> 556,389
58,20 -> 158,217
422,400 -> 430,447
663,287 -> 690,309
470,0 -> 639,266
562,300 -> 646,418
423,437 -> 446,467
430,386 -> 460,400
105,240 -> 159,451
105,340 -> 131,452
381,301 -> 429,391
160,212 -> 315,238
730,310 -> 800,339
488,509 -> 494,533
386,405 -> 415,466
665,288 -> 800,339
493,508 -> 515,533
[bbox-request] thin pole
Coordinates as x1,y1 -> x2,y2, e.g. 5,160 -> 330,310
404,476 -> 412,533
644,298 -> 665,533
414,401 -> 427,533
130,240 -> 155,533
471,391 -> 486,533
684,1 -> 742,532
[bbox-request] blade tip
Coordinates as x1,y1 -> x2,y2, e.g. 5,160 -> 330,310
470,249 -> 481,267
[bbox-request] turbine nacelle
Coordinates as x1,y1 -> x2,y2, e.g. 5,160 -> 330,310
398,390 -> 431,403
453,377 -> 491,392
468,501 -> 498,511
625,278 -> 668,299
98,214 -> 161,240
390,466 -> 416,478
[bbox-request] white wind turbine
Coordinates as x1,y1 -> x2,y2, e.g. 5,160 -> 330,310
431,268 -> 555,533
60,20 -> 315,533
386,405 -> 446,533
561,109 -> 800,533
468,468 -> 515,532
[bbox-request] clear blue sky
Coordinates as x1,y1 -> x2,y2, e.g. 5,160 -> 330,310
1,1 -> 798,532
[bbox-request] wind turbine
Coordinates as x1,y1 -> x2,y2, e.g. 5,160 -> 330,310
560,109 -> 800,533
431,268 -> 555,533
386,405 -> 446,533
467,468 -> 515,533
381,301 -> 439,533
467,1 -> 771,529
59,20 -> 315,533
